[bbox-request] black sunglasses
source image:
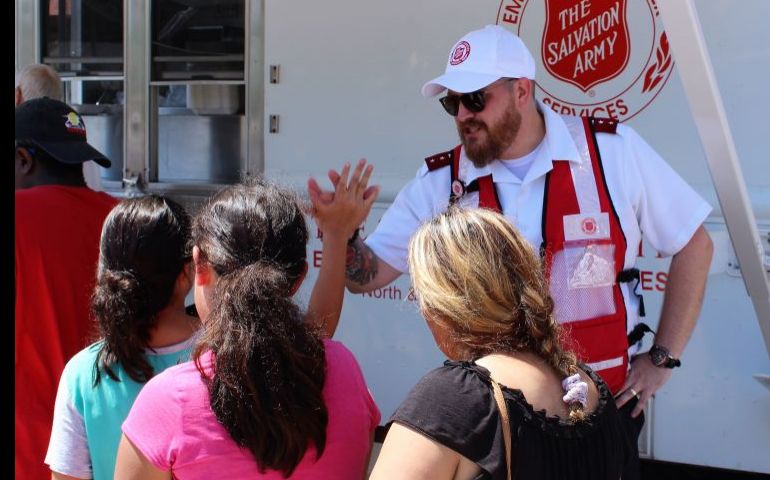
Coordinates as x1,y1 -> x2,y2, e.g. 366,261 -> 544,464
439,78 -> 516,116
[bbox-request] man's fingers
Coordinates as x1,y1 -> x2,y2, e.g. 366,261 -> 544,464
363,185 -> 379,201
631,394 -> 647,418
328,169 -> 341,186
359,163 -> 374,194
336,163 -> 351,194
614,386 -> 638,409
348,158 -> 366,192
363,185 -> 380,208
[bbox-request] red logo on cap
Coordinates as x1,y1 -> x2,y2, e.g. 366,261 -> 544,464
450,41 -> 472,65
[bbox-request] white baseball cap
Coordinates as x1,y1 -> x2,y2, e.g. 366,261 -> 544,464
421,25 -> 536,97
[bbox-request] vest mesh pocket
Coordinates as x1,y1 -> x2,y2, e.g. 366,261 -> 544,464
550,243 -> 616,323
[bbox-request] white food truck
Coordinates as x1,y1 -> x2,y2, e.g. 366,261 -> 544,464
15,0 -> 770,476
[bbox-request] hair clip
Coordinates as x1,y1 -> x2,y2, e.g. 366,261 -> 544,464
561,373 -> 588,408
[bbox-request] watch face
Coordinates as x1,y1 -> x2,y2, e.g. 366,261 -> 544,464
650,347 -> 667,366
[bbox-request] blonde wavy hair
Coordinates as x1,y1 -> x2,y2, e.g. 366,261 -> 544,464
408,206 -> 586,421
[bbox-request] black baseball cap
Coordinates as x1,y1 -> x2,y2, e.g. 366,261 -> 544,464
15,97 -> 112,168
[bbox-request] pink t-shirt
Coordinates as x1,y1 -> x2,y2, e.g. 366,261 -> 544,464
122,340 -> 380,479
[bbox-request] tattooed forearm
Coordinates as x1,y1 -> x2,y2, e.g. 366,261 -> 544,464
345,237 -> 379,286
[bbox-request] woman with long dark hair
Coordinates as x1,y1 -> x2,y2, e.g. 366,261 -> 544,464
115,172 -> 380,479
371,207 -> 630,480
45,195 -> 198,480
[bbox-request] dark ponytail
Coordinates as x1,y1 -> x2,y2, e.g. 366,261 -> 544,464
91,195 -> 191,385
192,179 -> 327,477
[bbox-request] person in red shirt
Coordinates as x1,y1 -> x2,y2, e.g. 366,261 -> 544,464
15,64 -> 103,191
15,97 -> 118,480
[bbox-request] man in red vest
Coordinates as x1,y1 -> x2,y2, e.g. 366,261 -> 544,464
15,97 -> 118,479
309,25 -> 713,479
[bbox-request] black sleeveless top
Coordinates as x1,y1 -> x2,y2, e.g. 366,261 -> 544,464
389,361 -> 631,480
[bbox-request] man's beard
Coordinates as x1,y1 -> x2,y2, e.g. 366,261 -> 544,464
458,101 -> 522,168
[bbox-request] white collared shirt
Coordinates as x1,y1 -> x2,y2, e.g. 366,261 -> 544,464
366,101 -> 711,341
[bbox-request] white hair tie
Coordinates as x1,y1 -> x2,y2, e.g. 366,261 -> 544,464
561,373 -> 588,408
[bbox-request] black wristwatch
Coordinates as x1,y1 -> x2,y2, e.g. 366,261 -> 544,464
649,344 -> 681,368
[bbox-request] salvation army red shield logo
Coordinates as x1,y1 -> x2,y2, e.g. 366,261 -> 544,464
541,0 -> 630,92
450,41 -> 472,65
497,0 -> 673,121
581,217 -> 598,235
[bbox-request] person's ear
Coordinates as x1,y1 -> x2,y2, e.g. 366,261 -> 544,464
288,260 -> 309,296
16,147 -> 35,175
176,261 -> 195,291
512,78 -> 535,106
192,246 -> 212,286
15,86 -> 24,106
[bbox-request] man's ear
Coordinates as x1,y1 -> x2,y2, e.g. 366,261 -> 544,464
16,147 -> 35,175
513,77 -> 535,106
15,86 -> 24,106
288,260 -> 309,296
192,246 -> 212,286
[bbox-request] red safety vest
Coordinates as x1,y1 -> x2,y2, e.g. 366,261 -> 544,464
424,116 -> 631,393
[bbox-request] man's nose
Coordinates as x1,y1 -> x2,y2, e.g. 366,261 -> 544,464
456,101 -> 475,123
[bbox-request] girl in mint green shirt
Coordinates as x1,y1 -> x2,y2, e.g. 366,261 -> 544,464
45,195 -> 199,480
